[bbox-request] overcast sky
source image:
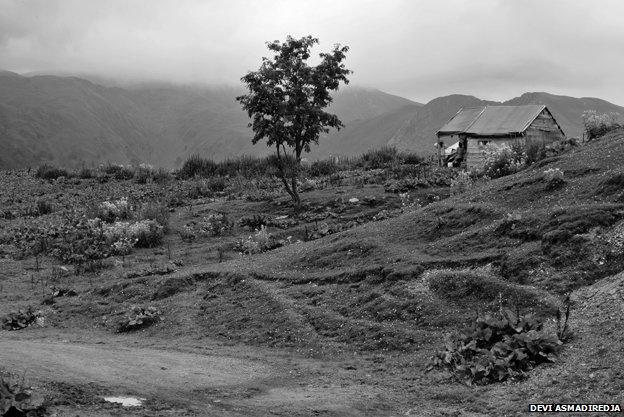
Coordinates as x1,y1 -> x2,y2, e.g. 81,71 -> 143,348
1,0 -> 623,104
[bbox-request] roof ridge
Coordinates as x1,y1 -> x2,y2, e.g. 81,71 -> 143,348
463,106 -> 486,132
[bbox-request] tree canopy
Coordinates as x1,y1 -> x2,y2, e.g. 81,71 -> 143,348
236,35 -> 351,206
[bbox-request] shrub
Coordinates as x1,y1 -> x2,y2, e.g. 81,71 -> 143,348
152,167 -> 171,183
2,307 -> 41,330
428,309 -> 562,384
205,213 -> 233,237
96,197 -> 132,222
542,168 -> 565,189
239,214 -> 268,230
358,146 -> 400,169
308,159 -> 339,177
103,219 -> 164,248
35,164 -> 68,180
233,225 -> 281,254
525,141 -> 548,165
34,200 -> 54,216
400,151 -> 424,165
103,164 -> 135,180
480,144 -> 524,179
450,171 -> 474,195
181,214 -> 233,240
77,166 -> 95,179
116,306 -> 160,332
205,176 -> 227,192
178,154 -> 277,179
1,374 -> 47,415
136,200 -> 170,232
178,154 -> 217,178
111,236 -> 136,257
582,110 -> 622,140
133,166 -> 152,184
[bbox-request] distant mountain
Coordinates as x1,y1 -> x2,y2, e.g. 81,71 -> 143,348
503,92 -> 624,140
0,71 -> 419,169
387,95 -> 496,152
1,70 -> 622,169
387,92 -> 624,155
311,103 -> 422,159
0,71 -> 161,169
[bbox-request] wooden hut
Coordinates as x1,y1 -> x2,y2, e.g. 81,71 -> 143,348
437,105 -> 565,169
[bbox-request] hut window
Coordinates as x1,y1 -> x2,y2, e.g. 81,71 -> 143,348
478,140 -> 490,146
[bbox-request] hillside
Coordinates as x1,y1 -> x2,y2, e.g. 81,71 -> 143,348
309,103 -> 422,159
0,72 -> 160,169
505,91 -> 624,139
387,94 -> 496,152
388,92 -> 624,155
1,130 -> 624,415
1,71 -> 623,169
0,71 -> 417,169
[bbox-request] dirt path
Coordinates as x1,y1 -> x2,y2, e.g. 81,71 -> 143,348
0,333 -> 395,416
0,335 -> 275,413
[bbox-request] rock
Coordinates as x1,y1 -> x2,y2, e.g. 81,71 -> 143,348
348,198 -> 359,204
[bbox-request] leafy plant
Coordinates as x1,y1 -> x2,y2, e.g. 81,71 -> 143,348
480,144 -> 524,179
358,146 -> 400,169
136,200 -> 170,232
32,199 -> 54,216
1,374 -> 46,416
205,213 -> 233,237
308,159 -> 339,177
233,225 -> 282,254
96,197 -> 132,222
116,306 -> 161,332
35,164 -> 69,180
428,309 -> 563,385
450,171 -> 474,195
239,214 -> 268,230
582,110 -> 622,140
103,164 -> 135,180
2,307 -> 41,330
543,167 -> 566,189
103,219 -> 164,248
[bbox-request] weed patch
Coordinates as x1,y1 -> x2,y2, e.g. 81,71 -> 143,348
116,306 -> 161,332
428,309 -> 563,385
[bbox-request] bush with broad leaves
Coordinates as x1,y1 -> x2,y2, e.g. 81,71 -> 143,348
428,309 -> 563,385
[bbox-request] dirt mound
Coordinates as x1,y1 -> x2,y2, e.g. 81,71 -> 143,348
596,172 -> 624,200
424,267 -> 556,315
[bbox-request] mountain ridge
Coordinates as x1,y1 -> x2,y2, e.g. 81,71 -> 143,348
1,71 -> 622,169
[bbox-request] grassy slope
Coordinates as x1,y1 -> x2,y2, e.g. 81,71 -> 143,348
202,129 -> 624,286
2,130 -> 624,415
0,72 -> 418,169
389,92 -> 624,156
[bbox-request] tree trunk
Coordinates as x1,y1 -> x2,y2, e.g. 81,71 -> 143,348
275,144 -> 301,209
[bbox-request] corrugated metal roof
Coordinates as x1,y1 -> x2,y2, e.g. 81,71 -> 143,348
438,107 -> 485,134
438,105 -> 547,136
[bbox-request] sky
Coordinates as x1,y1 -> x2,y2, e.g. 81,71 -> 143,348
1,0 -> 623,105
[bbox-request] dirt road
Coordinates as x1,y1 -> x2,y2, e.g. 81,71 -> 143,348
0,334 -> 281,415
0,333 -> 392,416
0,338 -> 271,391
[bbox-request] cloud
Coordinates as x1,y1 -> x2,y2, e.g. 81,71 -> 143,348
0,0 -> 623,104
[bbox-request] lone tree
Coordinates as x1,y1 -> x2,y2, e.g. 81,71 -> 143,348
236,35 -> 351,207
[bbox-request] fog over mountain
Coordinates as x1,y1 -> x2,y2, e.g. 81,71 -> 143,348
0,71 -> 418,168
1,0 -> 623,105
1,71 -> 623,169
1,0 -> 623,168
